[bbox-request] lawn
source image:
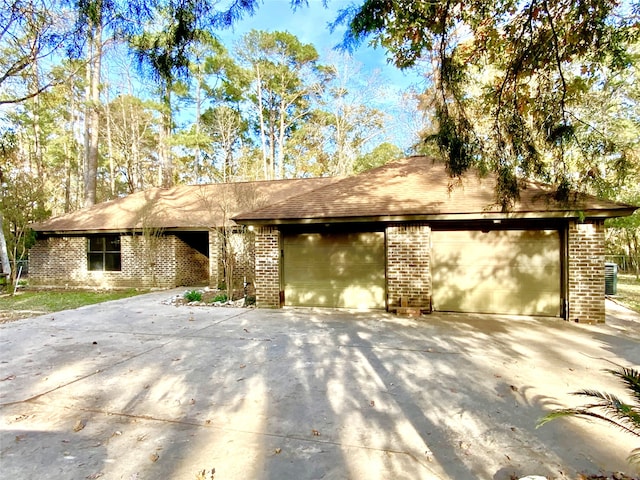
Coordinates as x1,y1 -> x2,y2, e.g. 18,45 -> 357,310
615,273 -> 640,313
0,288 -> 147,323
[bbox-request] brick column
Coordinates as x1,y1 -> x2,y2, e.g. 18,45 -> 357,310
208,230 -> 220,288
254,226 -> 281,308
386,223 -> 432,311
568,220 -> 605,323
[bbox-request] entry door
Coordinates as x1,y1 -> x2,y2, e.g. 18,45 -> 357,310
431,229 -> 561,316
283,232 -> 386,309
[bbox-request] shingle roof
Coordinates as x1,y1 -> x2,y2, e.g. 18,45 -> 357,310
233,156 -> 637,223
32,177 -> 337,233
32,157 -> 636,233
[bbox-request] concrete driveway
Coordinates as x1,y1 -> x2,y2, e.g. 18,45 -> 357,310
1,291 -> 639,480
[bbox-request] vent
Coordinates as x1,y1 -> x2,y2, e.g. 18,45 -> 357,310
604,262 -> 618,296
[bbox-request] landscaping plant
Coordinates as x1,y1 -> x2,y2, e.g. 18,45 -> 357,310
538,366 -> 640,467
183,290 -> 203,302
211,293 -> 228,303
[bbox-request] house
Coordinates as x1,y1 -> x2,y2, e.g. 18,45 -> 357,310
30,156 -> 636,323
232,156 -> 637,323
29,177 -> 336,291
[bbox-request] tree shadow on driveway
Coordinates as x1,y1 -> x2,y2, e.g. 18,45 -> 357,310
1,294 -> 638,479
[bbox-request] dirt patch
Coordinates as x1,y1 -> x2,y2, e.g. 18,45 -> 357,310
0,310 -> 48,324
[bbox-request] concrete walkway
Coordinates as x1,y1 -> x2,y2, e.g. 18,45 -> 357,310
1,292 -> 639,479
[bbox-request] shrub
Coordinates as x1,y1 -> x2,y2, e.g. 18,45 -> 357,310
183,290 -> 202,302
211,293 -> 228,303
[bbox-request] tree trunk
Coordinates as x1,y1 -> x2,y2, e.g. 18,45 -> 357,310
195,70 -> 202,183
255,65 -> 270,180
0,214 -> 11,279
277,97 -> 287,179
83,17 -> 103,207
31,60 -> 43,177
104,88 -> 116,197
159,83 -> 174,188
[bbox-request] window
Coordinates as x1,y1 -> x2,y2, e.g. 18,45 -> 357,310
88,235 -> 121,271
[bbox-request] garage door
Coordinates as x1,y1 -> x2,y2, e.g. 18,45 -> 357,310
283,232 -> 386,309
431,229 -> 561,316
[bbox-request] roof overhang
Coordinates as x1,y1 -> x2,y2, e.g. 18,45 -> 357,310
34,226 -> 217,235
234,207 -> 638,226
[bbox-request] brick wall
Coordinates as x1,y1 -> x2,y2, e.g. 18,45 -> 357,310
30,233 -> 209,289
568,220 -> 605,323
208,229 -> 256,290
174,236 -> 209,286
122,235 -> 175,287
232,230 -> 256,289
254,226 -> 280,308
386,223 -> 432,311
29,236 -> 86,286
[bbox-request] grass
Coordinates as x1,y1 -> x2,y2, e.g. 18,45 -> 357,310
0,288 -> 147,323
616,273 -> 640,313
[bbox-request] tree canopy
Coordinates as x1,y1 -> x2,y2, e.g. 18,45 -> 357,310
337,0 -> 640,207
1,0 -> 639,278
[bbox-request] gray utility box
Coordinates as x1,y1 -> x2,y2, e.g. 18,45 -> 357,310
604,262 -> 618,295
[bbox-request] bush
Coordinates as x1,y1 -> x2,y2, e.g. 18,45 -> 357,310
183,290 -> 203,302
211,293 -> 228,303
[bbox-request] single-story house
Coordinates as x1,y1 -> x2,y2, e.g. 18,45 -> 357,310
232,156 -> 636,323
31,156 -> 637,323
29,177 -> 336,291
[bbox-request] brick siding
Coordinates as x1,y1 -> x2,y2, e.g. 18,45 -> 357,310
30,233 -> 208,289
174,236 -> 209,286
30,220 -> 609,322
208,230 -> 220,288
254,226 -> 280,308
568,220 -> 605,323
386,223 -> 432,311
208,229 -> 255,290
29,236 -> 86,287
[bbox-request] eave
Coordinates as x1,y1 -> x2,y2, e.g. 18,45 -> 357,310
234,207 -> 638,226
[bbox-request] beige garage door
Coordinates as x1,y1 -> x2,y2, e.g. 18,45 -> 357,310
431,229 -> 561,316
283,232 -> 385,309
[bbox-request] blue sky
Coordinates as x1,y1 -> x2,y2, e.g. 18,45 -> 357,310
216,0 -> 426,150
218,0 -> 421,90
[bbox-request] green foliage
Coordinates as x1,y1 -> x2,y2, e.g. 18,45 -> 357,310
183,290 -> 203,302
1,168 -> 50,270
211,293 -> 228,303
353,143 -> 402,173
0,289 -> 145,318
538,366 -> 640,466
236,29 -> 327,179
338,0 -> 639,205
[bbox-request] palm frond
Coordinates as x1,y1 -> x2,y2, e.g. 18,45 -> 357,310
538,407 -> 640,437
538,365 -> 640,468
607,367 -> 640,400
571,392 -> 640,436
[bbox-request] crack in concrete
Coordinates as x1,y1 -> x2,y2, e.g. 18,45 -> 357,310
0,310 -> 249,407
